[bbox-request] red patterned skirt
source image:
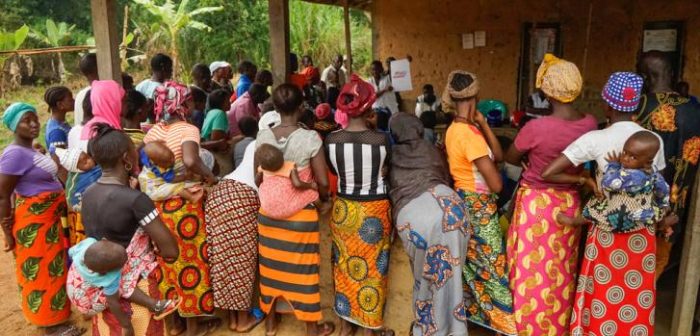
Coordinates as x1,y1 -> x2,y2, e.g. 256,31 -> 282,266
205,180 -> 260,310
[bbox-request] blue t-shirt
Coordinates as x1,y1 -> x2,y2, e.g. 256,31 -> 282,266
236,75 -> 252,98
45,118 -> 71,154
68,238 -> 121,295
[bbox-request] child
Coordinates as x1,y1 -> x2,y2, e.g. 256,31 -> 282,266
56,147 -> 96,173
67,238 -> 179,326
557,131 -> 677,236
138,141 -> 204,203
44,86 -> 74,154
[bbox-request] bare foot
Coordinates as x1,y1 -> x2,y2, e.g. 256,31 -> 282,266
556,213 -> 577,226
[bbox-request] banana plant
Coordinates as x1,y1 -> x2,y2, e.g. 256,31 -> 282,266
0,25 -> 29,97
133,0 -> 223,78
31,19 -> 76,81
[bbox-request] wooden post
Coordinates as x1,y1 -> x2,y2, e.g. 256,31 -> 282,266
671,172 -> 700,335
268,0 -> 290,88
343,0 -> 353,75
90,0 -> 121,83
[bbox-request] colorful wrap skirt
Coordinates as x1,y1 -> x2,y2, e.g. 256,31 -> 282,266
13,191 -> 71,327
205,180 -> 260,310
154,197 -> 215,317
507,186 -> 582,336
330,197 -> 392,329
258,207 -> 321,322
570,226 -> 656,336
396,185 -> 469,336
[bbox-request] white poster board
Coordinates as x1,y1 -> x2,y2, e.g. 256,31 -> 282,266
643,29 -> 677,52
462,33 -> 474,49
390,59 -> 413,92
474,31 -> 486,47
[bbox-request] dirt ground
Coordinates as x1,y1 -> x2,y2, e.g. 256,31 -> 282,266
0,213 -> 676,336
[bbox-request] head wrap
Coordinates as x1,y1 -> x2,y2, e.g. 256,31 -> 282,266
55,147 -> 83,173
258,111 -> 281,130
441,70 -> 480,113
209,61 -> 231,75
153,81 -> 191,122
2,102 -> 36,132
81,80 -> 125,140
536,53 -> 582,103
602,72 -> 644,112
388,113 -> 451,219
335,74 -> 376,126
315,103 -> 331,120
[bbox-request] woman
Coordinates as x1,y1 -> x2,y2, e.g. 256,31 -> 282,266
79,123 -> 179,336
43,86 -> 74,155
504,54 -> 597,336
205,138 -> 262,333
122,90 -> 149,148
255,84 -> 334,336
0,103 -> 83,336
389,112 -> 469,336
541,72 -> 660,335
325,75 -> 393,335
201,89 -> 231,174
143,81 -> 219,336
443,70 -> 516,336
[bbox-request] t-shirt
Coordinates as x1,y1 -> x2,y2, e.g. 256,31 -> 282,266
45,118 -> 71,154
201,109 -> 229,141
369,75 -> 399,114
445,122 -> 493,193
514,114 -> 598,189
233,137 -> 254,168
227,92 -> 260,137
321,65 -> 346,88
235,74 -> 253,99
0,144 -> 62,196
143,121 -> 201,161
68,237 -> 121,295
225,140 -> 257,191
563,121 -> 666,175
256,128 -> 322,167
135,79 -> 163,100
74,86 -> 90,127
82,183 -> 159,247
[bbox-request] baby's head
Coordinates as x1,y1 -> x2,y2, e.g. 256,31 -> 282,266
621,131 -> 660,170
143,141 -> 175,169
256,144 -> 284,172
84,239 -> 127,275
77,152 -> 96,171
56,148 -> 96,173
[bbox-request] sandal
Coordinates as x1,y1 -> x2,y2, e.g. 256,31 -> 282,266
317,321 -> 336,336
46,324 -> 86,336
235,313 -> 265,333
152,297 -> 182,321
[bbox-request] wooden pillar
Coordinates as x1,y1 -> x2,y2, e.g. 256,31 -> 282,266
268,0 -> 290,87
671,173 -> 700,335
343,0 -> 353,75
90,0 -> 121,83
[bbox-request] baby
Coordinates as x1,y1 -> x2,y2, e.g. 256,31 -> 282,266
138,141 -> 203,203
66,238 -> 179,329
558,131 -> 677,236
55,147 -> 96,173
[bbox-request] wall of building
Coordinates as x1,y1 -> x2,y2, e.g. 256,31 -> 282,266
371,0 -> 700,119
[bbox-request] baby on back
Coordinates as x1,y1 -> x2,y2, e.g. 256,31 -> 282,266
138,141 -> 204,203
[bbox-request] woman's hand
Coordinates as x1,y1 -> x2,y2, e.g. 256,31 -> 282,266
3,234 -> 14,252
204,174 -> 218,187
472,110 -> 487,127
584,176 -> 603,199
317,199 -> 333,215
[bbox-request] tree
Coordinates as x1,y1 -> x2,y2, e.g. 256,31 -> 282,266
133,0 -> 223,78
0,25 -> 30,97
30,19 -> 75,81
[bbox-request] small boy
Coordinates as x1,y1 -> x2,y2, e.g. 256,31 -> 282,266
67,238 -> 179,331
558,131 -> 677,236
138,141 -> 203,203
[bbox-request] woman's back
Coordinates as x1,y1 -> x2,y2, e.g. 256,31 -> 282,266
256,127 -> 322,167
144,121 -> 201,161
325,129 -> 389,199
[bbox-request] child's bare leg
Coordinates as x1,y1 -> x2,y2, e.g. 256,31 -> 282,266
556,213 -> 587,226
128,287 -> 158,310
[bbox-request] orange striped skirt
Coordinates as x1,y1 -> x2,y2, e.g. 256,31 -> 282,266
258,207 -> 321,322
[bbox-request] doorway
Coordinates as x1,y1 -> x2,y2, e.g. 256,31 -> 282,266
516,22 -> 562,110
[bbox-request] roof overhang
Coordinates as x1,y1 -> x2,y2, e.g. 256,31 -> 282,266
301,0 -> 371,10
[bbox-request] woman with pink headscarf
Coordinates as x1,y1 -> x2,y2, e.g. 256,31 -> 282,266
142,81 -> 219,336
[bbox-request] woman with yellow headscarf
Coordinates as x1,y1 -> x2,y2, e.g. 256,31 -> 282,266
503,54 -> 597,335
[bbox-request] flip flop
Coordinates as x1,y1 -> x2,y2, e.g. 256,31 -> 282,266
235,314 -> 265,333
318,321 -> 336,336
153,297 -> 182,321
46,325 -> 86,336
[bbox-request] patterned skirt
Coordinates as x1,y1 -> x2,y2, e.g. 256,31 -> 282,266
396,185 -> 469,336
258,207 -> 321,322
570,226 -> 656,336
13,191 -> 71,327
457,190 -> 516,336
154,197 -> 214,317
330,197 -> 392,329
507,186 -> 581,336
205,180 -> 260,310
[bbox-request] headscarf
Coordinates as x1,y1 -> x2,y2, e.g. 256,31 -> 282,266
56,147 -> 83,173
441,70 -> 480,113
209,61 -> 230,75
335,74 -> 376,128
315,103 -> 331,120
2,102 -> 36,132
153,81 -> 191,122
389,113 -> 451,218
535,53 -> 582,103
81,80 -> 125,140
601,72 -> 644,112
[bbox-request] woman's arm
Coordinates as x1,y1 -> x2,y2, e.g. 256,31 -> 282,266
0,174 -> 19,252
541,154 -> 600,197
504,144 -> 526,166
473,113 -> 503,162
473,155 -> 503,193
310,150 -> 330,203
143,218 -> 178,262
181,141 -> 217,186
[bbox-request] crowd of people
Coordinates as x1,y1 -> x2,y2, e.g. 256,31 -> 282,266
0,48 -> 699,336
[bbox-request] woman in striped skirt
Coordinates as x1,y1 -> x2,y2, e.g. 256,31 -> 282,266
255,83 -> 335,336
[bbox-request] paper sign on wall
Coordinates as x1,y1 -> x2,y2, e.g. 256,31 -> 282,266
643,29 -> 677,52
474,31 -> 486,47
462,33 -> 474,49
390,59 -> 413,92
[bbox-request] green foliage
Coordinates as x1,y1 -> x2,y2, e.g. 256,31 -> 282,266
0,25 -> 29,66
30,19 -> 75,47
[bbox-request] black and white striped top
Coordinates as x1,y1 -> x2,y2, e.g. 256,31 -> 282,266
325,130 -> 390,200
